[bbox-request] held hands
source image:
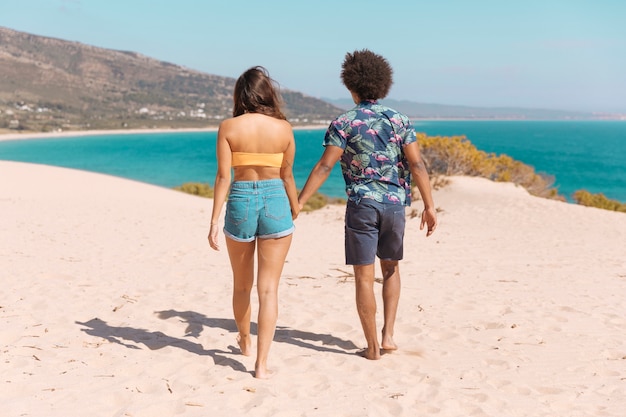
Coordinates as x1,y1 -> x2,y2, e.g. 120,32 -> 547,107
291,205 -> 300,220
420,207 -> 438,237
208,224 -> 220,251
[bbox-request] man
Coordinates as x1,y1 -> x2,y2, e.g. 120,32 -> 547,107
298,49 -> 437,360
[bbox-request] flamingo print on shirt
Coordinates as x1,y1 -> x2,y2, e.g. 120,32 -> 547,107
324,100 -> 416,205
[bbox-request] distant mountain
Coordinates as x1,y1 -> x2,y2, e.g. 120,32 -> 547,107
324,98 -> 604,120
0,26 -> 342,132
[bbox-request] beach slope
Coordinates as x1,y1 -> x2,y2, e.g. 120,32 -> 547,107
1,161 -> 624,417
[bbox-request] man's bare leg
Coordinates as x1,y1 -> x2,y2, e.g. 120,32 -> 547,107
380,259 -> 400,351
353,263 -> 381,360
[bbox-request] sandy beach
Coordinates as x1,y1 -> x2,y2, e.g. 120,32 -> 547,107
1,160 -> 625,417
0,125 -> 326,142
0,128 -> 221,143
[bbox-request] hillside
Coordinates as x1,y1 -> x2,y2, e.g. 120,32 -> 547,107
0,27 -> 342,132
325,98 -> 604,120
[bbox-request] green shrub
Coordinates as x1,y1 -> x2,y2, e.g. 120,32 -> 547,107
418,134 -> 486,176
572,190 -> 626,212
417,133 -> 560,199
173,182 -> 214,198
301,192 -> 345,212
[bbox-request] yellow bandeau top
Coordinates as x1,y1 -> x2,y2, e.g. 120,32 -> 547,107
231,152 -> 283,168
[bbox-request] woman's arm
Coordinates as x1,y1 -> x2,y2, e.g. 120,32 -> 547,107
280,129 -> 300,219
208,122 -> 232,250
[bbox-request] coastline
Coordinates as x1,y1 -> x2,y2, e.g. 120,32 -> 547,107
0,124 -> 326,142
2,122 -> 623,205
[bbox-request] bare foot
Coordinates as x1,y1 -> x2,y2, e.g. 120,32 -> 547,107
357,347 -> 381,360
254,365 -> 275,379
237,334 -> 252,356
381,332 -> 398,351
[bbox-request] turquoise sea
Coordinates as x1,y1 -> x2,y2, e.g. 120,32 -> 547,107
1,120 -> 625,202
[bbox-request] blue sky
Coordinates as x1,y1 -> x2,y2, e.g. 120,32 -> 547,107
1,0 -> 625,113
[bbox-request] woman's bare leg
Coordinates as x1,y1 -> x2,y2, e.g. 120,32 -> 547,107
254,234 -> 292,379
380,259 -> 400,351
225,237 -> 256,356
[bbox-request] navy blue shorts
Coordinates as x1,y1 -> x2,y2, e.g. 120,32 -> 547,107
224,179 -> 294,242
344,199 -> 406,265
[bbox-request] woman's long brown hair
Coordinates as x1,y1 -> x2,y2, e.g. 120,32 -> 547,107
232,66 -> 286,120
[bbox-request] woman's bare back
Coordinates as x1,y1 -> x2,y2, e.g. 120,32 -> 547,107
221,113 -> 295,181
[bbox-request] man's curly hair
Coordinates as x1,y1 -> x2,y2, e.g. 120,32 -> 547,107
341,49 -> 393,100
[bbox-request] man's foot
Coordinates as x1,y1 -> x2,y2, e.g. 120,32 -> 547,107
381,331 -> 398,351
254,364 -> 275,379
237,333 -> 252,356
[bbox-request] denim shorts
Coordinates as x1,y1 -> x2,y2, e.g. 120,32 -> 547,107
344,199 -> 406,265
224,179 -> 294,242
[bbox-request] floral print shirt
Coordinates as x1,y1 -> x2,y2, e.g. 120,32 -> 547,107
323,100 -> 416,205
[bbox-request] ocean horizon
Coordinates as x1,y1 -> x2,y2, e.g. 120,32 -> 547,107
1,120 -> 625,203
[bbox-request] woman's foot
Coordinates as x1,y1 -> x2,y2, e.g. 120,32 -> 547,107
254,363 -> 274,379
237,333 -> 252,356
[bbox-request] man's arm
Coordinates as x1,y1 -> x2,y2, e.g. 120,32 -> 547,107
298,145 -> 344,209
404,141 -> 438,236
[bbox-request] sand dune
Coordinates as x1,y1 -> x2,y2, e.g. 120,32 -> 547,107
2,160 -> 625,416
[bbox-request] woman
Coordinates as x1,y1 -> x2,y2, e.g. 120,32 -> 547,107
208,66 -> 299,379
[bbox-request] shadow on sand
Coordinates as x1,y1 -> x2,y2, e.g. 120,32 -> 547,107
76,309 -> 358,375
155,309 -> 359,354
